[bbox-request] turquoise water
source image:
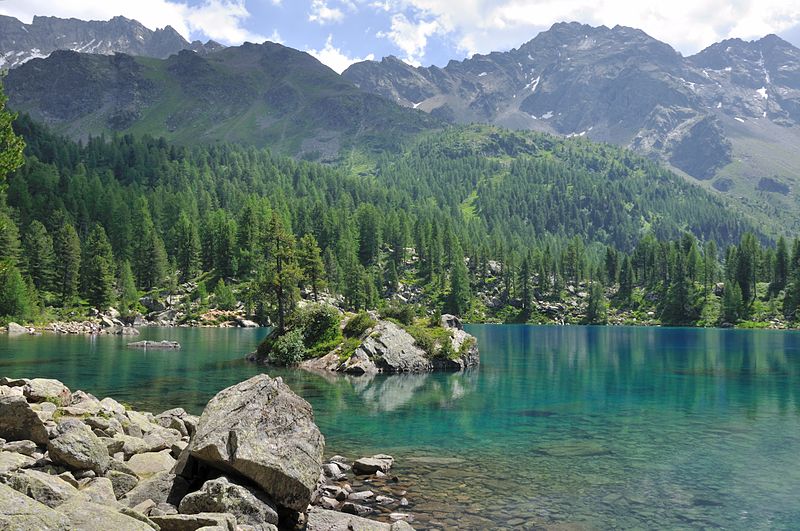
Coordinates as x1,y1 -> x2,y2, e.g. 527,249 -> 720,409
2,325 -> 800,529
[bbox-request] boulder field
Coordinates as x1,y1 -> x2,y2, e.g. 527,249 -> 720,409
0,375 -> 415,530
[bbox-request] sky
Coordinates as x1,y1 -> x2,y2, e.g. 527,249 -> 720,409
1,0 -> 800,73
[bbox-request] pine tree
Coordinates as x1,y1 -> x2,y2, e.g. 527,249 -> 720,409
23,220 -> 55,292
518,255 -> 532,316
618,256 -> 633,304
386,259 -> 399,294
214,279 -> 236,311
722,282 -> 743,324
132,201 -> 168,290
447,243 -> 471,316
0,261 -> 31,319
117,260 -> 138,316
0,212 -> 21,265
703,240 -> 717,299
770,236 -> 788,297
265,212 -> 300,332
0,81 -> 25,185
297,233 -> 326,301
662,247 -> 691,325
173,212 -> 200,282
53,222 -> 81,305
81,225 -> 116,309
583,281 -> 607,324
604,246 -> 618,285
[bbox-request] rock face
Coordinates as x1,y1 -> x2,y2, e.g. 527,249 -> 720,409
364,321 -> 431,373
177,375 -> 324,512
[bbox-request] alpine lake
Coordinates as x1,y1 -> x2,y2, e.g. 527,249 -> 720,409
1,325 -> 799,530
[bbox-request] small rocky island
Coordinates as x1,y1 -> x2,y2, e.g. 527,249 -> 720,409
249,304 -> 479,375
0,375 -> 415,530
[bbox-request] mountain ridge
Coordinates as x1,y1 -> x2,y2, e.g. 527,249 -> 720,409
0,14 -> 222,70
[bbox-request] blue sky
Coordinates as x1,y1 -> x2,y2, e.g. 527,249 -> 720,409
2,0 -> 800,72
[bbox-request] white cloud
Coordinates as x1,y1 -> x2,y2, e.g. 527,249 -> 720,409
369,0 -> 800,59
0,0 -> 266,45
307,34 -> 374,73
308,0 -> 345,24
377,13 -> 442,65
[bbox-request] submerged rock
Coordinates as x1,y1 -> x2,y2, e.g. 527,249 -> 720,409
127,340 -> 181,350
176,374 -> 324,512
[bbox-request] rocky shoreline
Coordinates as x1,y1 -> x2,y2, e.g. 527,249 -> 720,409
0,375 -> 416,530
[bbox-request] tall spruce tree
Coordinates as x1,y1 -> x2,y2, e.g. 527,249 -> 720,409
447,243 -> 471,316
0,80 -> 25,185
53,222 -> 81,305
173,212 -> 200,282
81,224 -> 116,309
23,220 -> 55,291
265,212 -> 300,332
297,233 -> 326,302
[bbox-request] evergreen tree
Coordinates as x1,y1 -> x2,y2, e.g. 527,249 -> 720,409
386,259 -> 399,294
703,240 -> 718,299
132,201 -> 168,290
0,81 -> 25,185
518,255 -> 532,316
722,282 -> 744,324
81,224 -> 116,309
618,256 -> 633,304
23,220 -> 55,292
735,233 -> 758,306
583,281 -> 607,324
117,260 -> 138,316
214,279 -> 236,311
604,246 -> 618,285
770,236 -> 788,297
297,233 -> 326,301
173,212 -> 200,282
662,247 -> 691,325
53,222 -> 81,305
264,212 -> 300,332
447,243 -> 471,316
0,261 -> 31,319
0,212 -> 21,265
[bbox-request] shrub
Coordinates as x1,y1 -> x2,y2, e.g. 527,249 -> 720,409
381,301 -> 416,325
343,311 -> 376,338
289,304 -> 341,348
269,329 -> 306,366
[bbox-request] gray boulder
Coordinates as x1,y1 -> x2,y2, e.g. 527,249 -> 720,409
150,512 -> 237,531
352,455 -> 393,475
0,482 -> 71,530
0,395 -> 49,445
6,322 -> 28,335
106,470 -> 139,499
3,439 -> 38,456
57,500 -> 154,531
22,378 -> 72,405
47,419 -> 110,474
0,451 -> 36,474
306,507 -> 416,531
177,375 -> 324,512
360,321 -> 431,373
342,351 -> 377,375
0,469 -> 79,508
127,450 -> 176,478
74,477 -> 117,505
120,471 -> 189,508
178,476 -> 278,528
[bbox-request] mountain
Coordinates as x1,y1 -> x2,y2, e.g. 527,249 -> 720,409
343,22 -> 800,231
0,15 -> 222,70
3,43 -> 438,159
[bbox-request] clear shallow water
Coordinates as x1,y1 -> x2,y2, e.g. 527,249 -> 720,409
2,325 -> 800,529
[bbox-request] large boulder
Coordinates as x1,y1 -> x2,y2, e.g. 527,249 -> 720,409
0,452 -> 36,474
0,469 -> 79,508
0,482 -> 71,530
56,500 -> 154,531
22,378 -> 72,405
359,321 -> 431,373
0,395 -> 49,445
178,476 -> 279,528
47,419 -> 110,474
106,470 -> 139,499
6,322 -> 28,335
177,374 -> 324,512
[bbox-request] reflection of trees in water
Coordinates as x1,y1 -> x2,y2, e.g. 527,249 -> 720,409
478,325 -> 800,416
